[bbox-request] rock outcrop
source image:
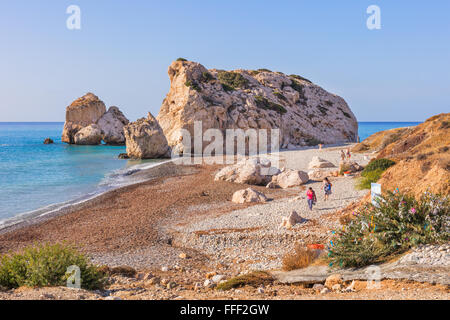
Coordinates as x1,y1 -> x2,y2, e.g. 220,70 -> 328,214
123,112 -> 170,159
156,60 -> 358,154
62,93 -> 106,144
43,138 -> 54,144
308,156 -> 335,169
97,106 -> 130,145
231,188 -> 268,204
73,124 -> 103,145
214,157 -> 280,185
270,169 -> 309,189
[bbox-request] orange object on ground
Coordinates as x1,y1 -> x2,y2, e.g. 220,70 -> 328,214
307,244 -> 325,250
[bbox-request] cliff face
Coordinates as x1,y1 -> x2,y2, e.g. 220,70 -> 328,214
353,113 -> 450,197
156,60 -> 358,153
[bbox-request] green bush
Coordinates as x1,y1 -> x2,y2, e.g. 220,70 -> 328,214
176,57 -> 187,62
0,243 -> 106,290
254,95 -> 287,114
185,80 -> 202,92
356,159 -> 396,190
328,192 -> 450,268
289,74 -> 312,83
363,158 -> 396,173
217,71 -> 248,89
357,168 -> 385,190
201,72 -> 215,82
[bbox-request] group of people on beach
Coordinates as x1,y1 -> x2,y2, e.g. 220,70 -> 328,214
340,148 -> 351,161
306,177 -> 332,211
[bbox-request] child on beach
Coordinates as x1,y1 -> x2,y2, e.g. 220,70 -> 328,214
323,177 -> 332,201
306,187 -> 317,211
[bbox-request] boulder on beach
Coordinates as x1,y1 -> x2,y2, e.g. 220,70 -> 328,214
97,106 -> 130,145
339,160 -> 364,174
62,93 -> 106,144
280,210 -> 306,228
73,124 -> 103,145
123,112 -> 171,159
270,169 -> 309,189
214,157 -> 280,185
231,188 -> 268,204
308,169 -> 336,180
156,59 -> 358,154
308,156 -> 335,169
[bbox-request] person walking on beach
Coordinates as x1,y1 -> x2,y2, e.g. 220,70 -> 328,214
340,150 -> 346,162
346,148 -> 351,161
306,187 -> 317,211
323,177 -> 332,201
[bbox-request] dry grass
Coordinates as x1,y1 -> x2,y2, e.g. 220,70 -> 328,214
216,271 -> 273,291
282,245 -> 318,271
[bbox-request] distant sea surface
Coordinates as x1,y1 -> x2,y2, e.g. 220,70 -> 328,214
0,121 -> 420,224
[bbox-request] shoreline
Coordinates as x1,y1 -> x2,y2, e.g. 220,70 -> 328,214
0,160 -> 173,234
0,159 -> 179,235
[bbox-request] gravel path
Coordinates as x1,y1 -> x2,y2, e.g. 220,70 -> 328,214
170,145 -> 370,270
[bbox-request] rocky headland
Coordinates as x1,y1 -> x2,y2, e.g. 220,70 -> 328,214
156,60 -> 358,154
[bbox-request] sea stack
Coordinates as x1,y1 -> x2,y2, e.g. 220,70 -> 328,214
156,59 -> 358,154
61,93 -> 106,144
61,93 -> 129,145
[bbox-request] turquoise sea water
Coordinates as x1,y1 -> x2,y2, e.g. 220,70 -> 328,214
0,121 -> 420,224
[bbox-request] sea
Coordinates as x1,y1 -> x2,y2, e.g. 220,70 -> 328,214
0,121 -> 420,225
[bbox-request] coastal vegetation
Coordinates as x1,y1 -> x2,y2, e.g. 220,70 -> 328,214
254,95 -> 287,114
356,158 -> 396,190
185,80 -> 202,92
328,191 -> 449,268
217,71 -> 249,90
0,243 -> 106,290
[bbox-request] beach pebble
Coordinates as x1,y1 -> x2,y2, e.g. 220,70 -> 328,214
211,275 -> 226,283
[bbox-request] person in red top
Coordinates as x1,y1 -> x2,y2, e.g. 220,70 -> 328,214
306,187 -> 317,211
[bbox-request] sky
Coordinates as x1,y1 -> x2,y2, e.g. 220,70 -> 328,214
0,0 -> 449,122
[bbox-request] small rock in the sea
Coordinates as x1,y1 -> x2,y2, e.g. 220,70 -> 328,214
118,153 -> 130,159
43,138 -> 54,144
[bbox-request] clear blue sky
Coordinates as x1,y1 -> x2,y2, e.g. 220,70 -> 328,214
1,0 -> 449,122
